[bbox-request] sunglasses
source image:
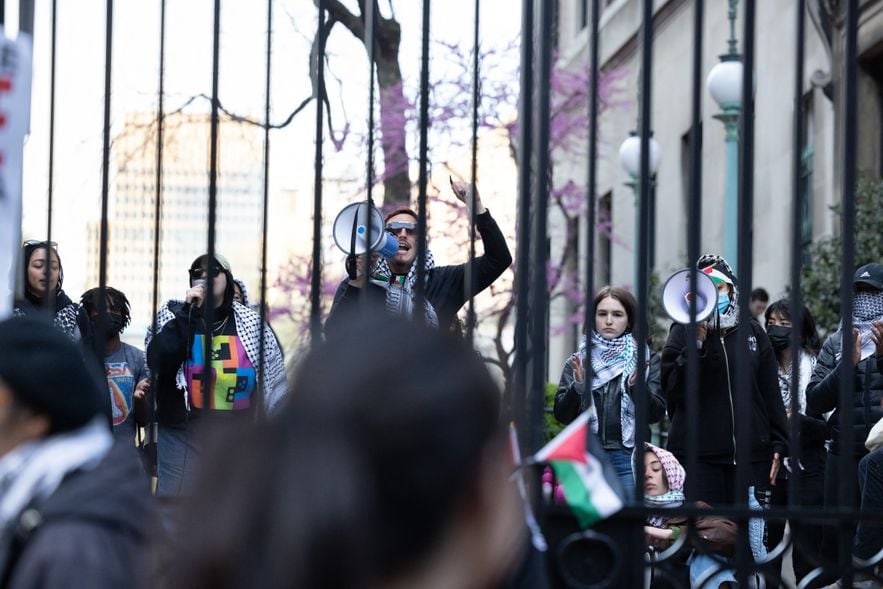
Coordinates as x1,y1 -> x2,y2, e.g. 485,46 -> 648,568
23,240 -> 58,249
385,221 -> 416,236
189,265 -> 223,280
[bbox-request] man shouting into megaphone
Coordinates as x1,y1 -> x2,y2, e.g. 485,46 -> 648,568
325,180 -> 512,336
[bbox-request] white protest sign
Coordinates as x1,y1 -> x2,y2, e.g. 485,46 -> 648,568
0,29 -> 33,320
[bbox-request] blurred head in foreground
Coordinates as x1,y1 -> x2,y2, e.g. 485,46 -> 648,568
169,317 -> 523,589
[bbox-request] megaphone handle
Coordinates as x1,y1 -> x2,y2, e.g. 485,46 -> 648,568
346,255 -> 358,280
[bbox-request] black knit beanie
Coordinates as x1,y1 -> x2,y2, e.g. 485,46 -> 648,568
0,316 -> 107,433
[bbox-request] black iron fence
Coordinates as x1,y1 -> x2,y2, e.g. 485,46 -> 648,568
12,0 -> 883,586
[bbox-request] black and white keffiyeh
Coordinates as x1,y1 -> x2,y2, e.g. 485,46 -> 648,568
371,250 -> 439,328
697,254 -> 740,330
776,350 -> 816,415
854,290 -> 883,323
146,300 -> 288,413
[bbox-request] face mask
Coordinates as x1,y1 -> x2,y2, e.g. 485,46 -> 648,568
766,325 -> 792,352
92,313 -> 126,338
716,293 -> 731,315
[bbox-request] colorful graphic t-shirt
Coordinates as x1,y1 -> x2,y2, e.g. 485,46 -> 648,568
184,329 -> 256,411
105,342 -> 148,442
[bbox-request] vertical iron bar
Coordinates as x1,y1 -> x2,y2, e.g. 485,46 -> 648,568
202,0 -> 221,405
735,0 -> 756,582
46,0 -> 56,245
41,0 -> 57,312
415,0 -> 430,316
311,0 -> 326,339
583,0 -> 599,395
361,0 -> 376,317
634,0 -> 653,488
530,0 -> 552,454
511,0 -> 533,439
838,0 -> 858,579
633,0 -> 653,577
95,0 -> 113,367
464,0 -> 480,343
255,0 -> 273,418
685,0 -> 703,506
149,0 -> 167,436
787,0 -> 806,525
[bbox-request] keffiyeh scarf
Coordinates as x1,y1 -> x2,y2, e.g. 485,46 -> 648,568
697,254 -> 741,330
643,443 -> 686,528
854,290 -> 883,323
776,350 -> 816,415
146,300 -> 288,413
580,331 -> 639,391
579,331 -> 647,448
371,251 -> 439,328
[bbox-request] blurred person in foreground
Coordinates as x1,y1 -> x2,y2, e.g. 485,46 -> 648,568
165,317 -> 524,589
0,316 -> 154,588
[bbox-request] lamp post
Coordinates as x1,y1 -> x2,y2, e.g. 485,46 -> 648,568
706,0 -> 742,268
618,131 -> 661,288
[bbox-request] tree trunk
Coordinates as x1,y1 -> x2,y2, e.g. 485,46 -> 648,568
375,53 -> 412,206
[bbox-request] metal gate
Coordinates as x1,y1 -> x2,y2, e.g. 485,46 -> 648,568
9,0 -> 883,586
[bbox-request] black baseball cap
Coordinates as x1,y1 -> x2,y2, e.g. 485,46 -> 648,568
854,263 -> 883,290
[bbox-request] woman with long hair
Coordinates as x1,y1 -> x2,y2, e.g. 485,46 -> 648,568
13,241 -> 76,320
554,286 -> 666,499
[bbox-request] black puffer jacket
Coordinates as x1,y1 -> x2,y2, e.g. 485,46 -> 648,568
806,330 -> 883,457
661,320 -> 788,464
554,351 -> 665,451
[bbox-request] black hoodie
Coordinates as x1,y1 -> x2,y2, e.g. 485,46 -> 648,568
661,319 -> 788,464
1,442 -> 156,589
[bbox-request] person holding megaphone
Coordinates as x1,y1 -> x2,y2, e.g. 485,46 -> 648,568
661,254 -> 787,526
325,180 -> 512,336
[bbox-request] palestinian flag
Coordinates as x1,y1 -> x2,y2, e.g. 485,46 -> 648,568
533,410 -> 625,528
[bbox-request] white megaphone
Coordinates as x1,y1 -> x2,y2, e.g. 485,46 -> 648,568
661,269 -> 719,324
332,202 -> 400,279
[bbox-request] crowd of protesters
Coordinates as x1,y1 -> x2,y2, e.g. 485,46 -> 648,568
2,199 -> 883,587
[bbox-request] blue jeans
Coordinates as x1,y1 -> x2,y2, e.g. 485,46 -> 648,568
688,552 -> 737,588
157,424 -> 201,497
605,448 -> 636,502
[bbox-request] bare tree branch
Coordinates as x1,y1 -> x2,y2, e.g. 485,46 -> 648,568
323,0 -> 365,41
